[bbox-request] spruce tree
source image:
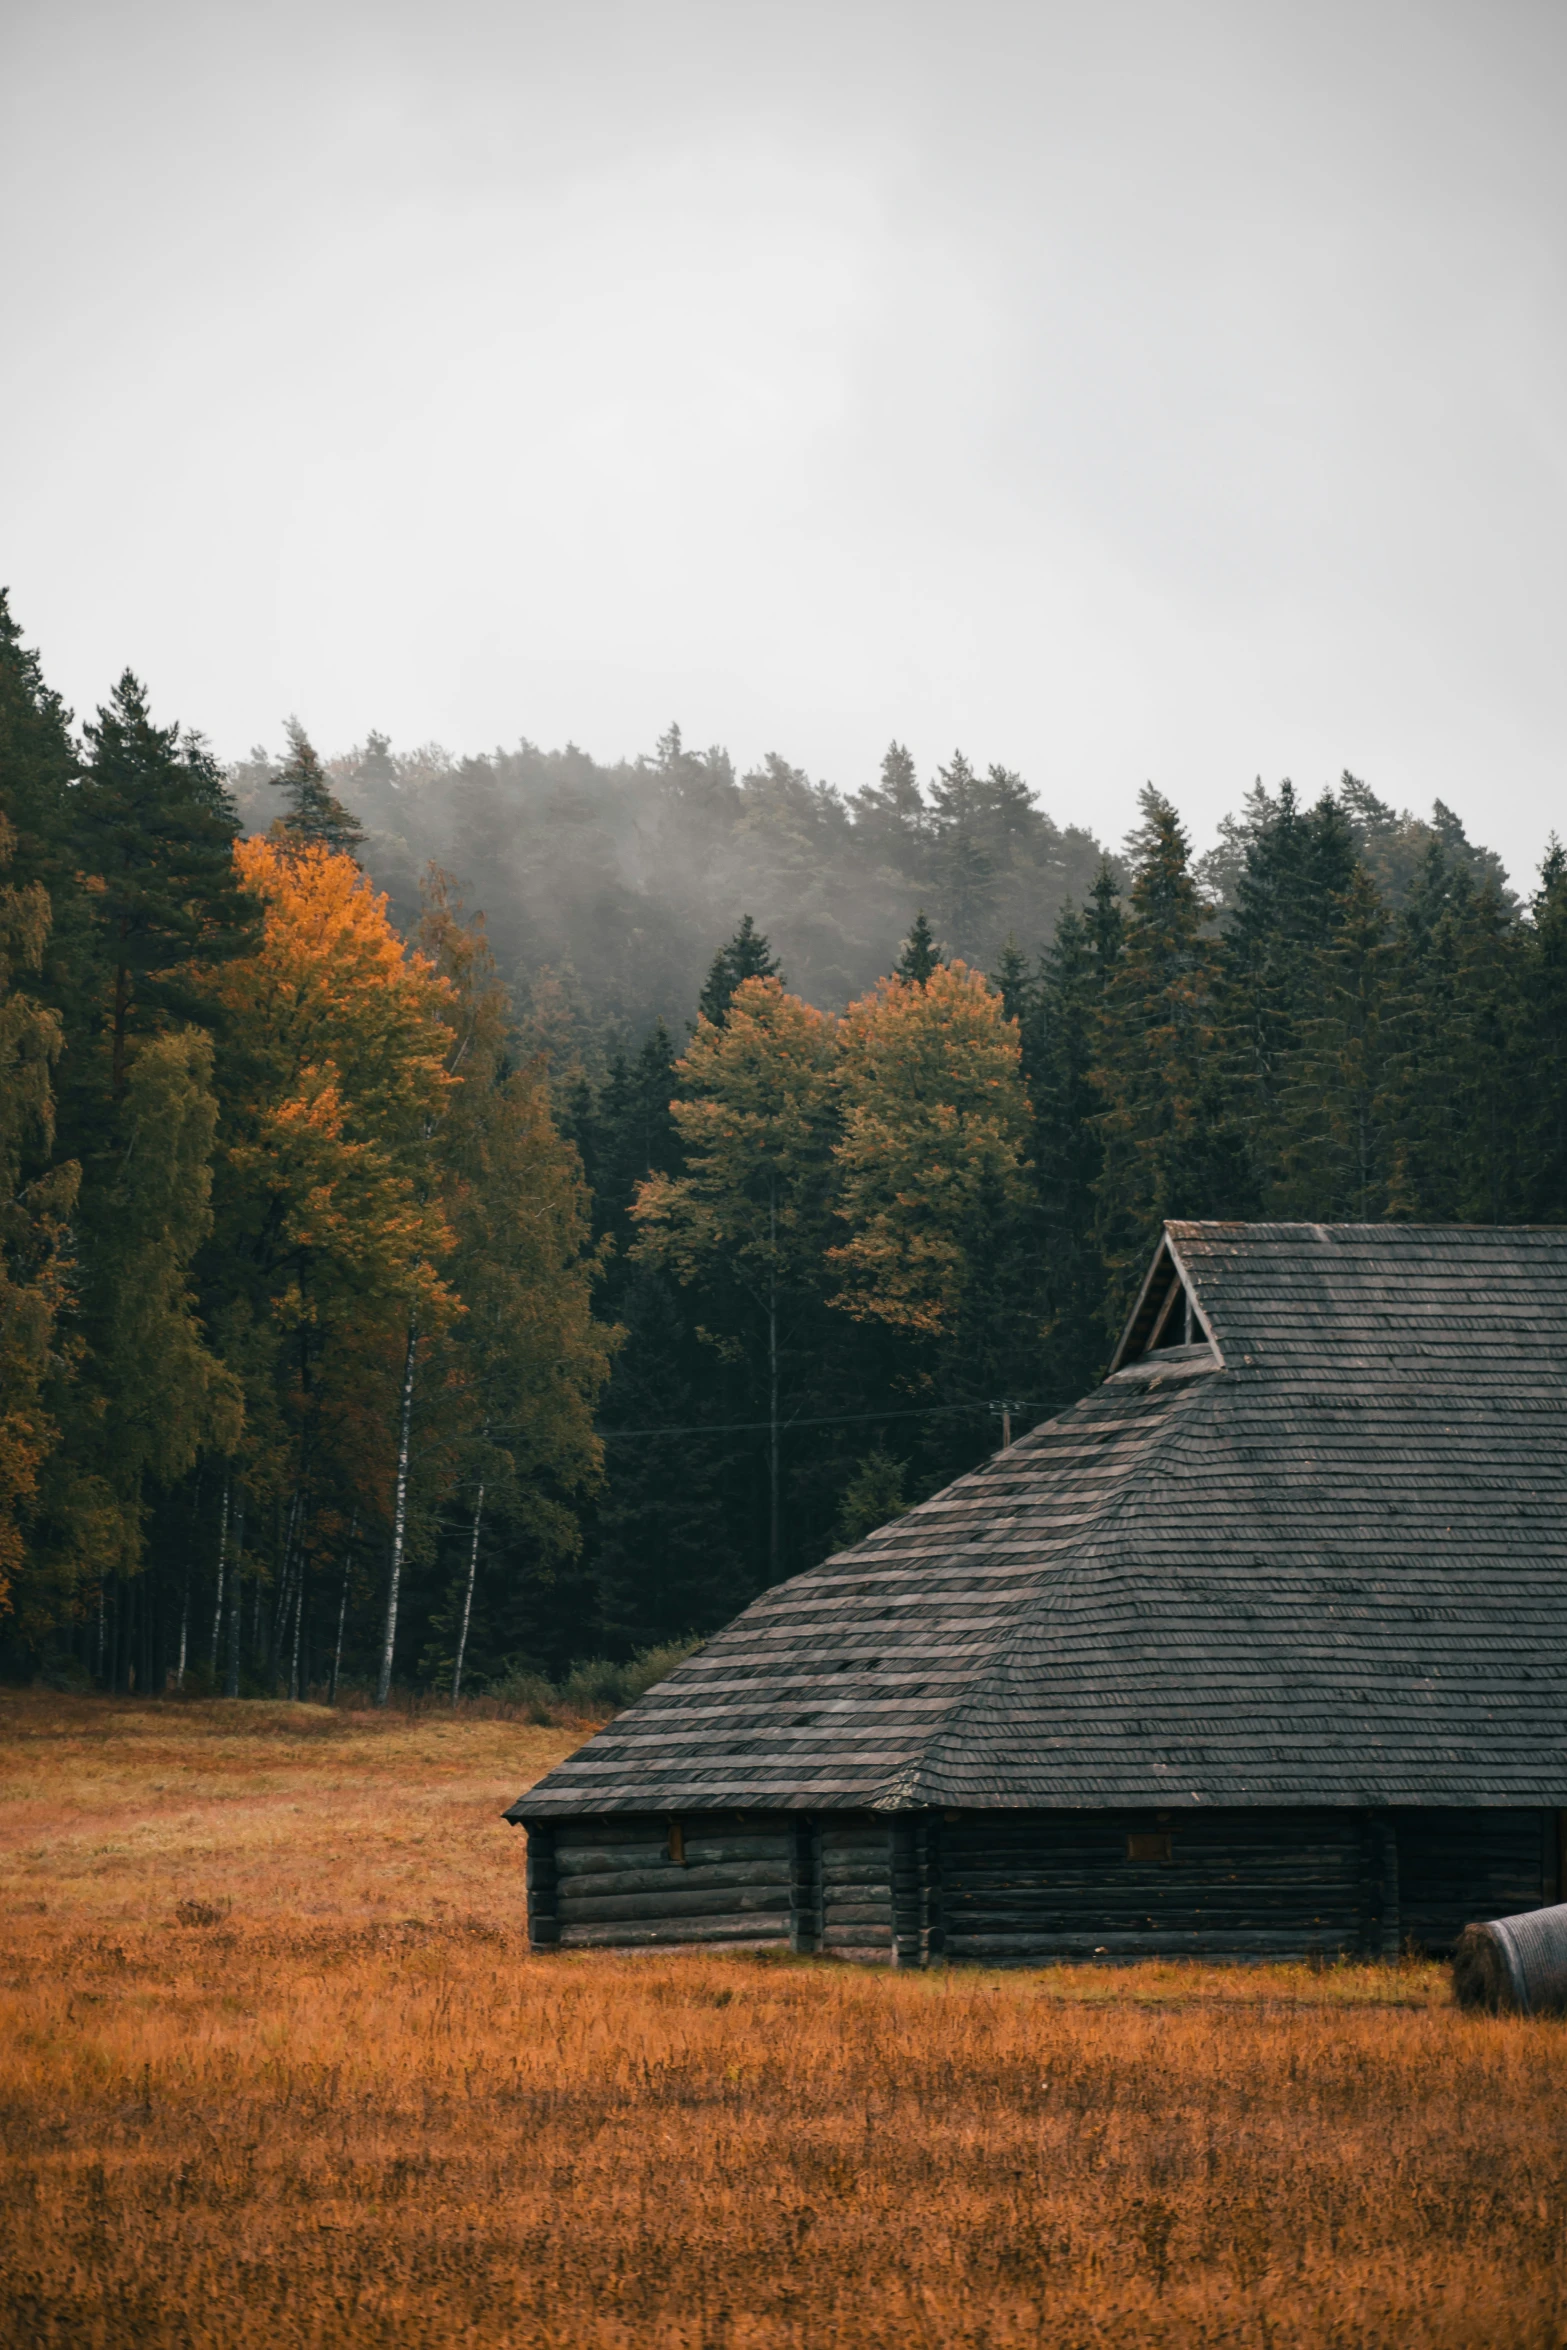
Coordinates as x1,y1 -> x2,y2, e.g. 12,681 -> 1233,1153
1031,893 -> 1119,1400
1092,790 -> 1250,1318
1215,782 -> 1359,1185
0,591 -> 78,915
990,937 -> 1033,1028
589,1268 -> 748,1648
927,752 -> 997,960
697,915 -> 781,1027
1276,866 -> 1410,1220
850,742 -> 925,866
1524,842 -> 1567,1221
271,717 -> 366,856
896,911 -> 941,984
0,811 -> 77,1617
74,673 -> 260,1102
1393,854 -> 1524,1223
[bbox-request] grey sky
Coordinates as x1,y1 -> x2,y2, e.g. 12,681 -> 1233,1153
4,0 -> 1563,878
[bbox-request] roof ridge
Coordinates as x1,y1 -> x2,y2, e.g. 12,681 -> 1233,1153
869,1372 -> 1220,1810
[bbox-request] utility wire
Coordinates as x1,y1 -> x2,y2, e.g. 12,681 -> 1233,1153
595,1399 -> 1053,1442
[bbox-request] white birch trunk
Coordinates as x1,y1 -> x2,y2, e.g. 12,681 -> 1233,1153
330,1511 -> 355,1706
376,1315 -> 419,1708
209,1475 -> 230,1674
272,1491 -> 302,1675
223,1488 -> 245,1700
451,1482 -> 485,1704
288,1565 -> 304,1702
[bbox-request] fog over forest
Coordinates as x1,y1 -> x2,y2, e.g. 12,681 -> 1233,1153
229,725 -> 1515,1050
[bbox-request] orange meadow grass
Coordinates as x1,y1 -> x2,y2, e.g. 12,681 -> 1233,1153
2,1691 -> 1566,2347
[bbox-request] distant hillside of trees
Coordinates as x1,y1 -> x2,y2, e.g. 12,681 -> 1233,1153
1,587 -> 1557,1705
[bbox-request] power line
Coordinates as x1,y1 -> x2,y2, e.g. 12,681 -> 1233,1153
594,1399 -> 1052,1442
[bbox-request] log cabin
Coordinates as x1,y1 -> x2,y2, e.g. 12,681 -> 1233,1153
507,1221 -> 1567,1964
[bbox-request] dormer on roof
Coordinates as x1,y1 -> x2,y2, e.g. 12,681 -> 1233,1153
1109,1227 -> 1222,1373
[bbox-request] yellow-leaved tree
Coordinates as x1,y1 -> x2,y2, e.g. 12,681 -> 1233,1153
830,961 -> 1031,1339
207,836 -> 458,1700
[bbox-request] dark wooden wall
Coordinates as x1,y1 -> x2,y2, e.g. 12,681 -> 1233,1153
1395,1807 -> 1556,1955
524,1805 -> 1559,1962
536,1815 -> 795,1949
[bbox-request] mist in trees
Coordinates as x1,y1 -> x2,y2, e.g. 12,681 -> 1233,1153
3,586 -> 1561,1700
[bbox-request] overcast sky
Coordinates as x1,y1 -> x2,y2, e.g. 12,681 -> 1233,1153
4,0 -> 1564,877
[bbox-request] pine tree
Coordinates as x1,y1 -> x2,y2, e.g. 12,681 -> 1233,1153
0,812 -> 77,1617
588,1268 -> 746,1648
1393,853 -> 1524,1223
1092,790 -> 1249,1319
697,915 -> 782,1027
411,875 -> 615,1689
1523,841 -> 1567,1220
74,673 -> 260,1102
927,752 -> 997,960
0,591 -> 79,925
895,911 -> 941,984
1276,866 -> 1411,1220
1215,782 -> 1359,1184
990,937 -> 1033,1029
633,976 -> 838,1581
850,743 -> 926,868
1031,889 -> 1120,1401
271,717 -> 366,856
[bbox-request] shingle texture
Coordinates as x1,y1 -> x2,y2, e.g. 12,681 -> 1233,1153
511,1223 -> 1567,1820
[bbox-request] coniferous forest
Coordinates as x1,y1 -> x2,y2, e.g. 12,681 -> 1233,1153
2,588 -> 1563,1699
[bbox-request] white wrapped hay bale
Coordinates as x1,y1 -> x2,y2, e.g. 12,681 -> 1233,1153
1452,1902 -> 1567,2016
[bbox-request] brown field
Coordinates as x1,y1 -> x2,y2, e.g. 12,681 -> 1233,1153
2,1694 -> 1565,2348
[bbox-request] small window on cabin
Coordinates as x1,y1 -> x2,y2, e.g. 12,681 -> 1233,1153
667,1820 -> 685,1866
1127,1832 -> 1173,1864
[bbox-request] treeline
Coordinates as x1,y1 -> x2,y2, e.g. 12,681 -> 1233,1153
229,728 -> 1114,1047
0,600 -> 610,1699
3,587 -> 1563,1697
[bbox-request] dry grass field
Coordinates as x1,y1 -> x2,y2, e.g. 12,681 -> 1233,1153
3,1693 -> 1566,2348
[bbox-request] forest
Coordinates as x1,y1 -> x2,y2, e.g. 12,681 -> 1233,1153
1,586 -> 1561,1700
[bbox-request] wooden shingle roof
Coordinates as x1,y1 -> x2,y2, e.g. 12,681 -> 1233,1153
511,1223 -> 1567,1819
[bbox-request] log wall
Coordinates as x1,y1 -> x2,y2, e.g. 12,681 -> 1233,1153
544,1815 -> 795,1949
523,1806 -> 1560,1962
1394,1807 -> 1554,1955
942,1808 -> 1373,1963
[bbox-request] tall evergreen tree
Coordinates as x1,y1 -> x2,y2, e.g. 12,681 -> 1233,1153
1092,791 -> 1250,1319
71,674 -> 259,1101
1523,841 -> 1567,1222
0,812 -> 77,1622
1276,866 -> 1411,1221
588,1269 -> 745,1649
850,742 -> 926,866
927,752 -> 996,960
1393,852 -> 1524,1223
1215,782 -> 1359,1185
697,915 -> 781,1028
895,911 -> 941,984
1031,885 -> 1121,1401
271,717 -> 366,857
634,977 -> 838,1582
